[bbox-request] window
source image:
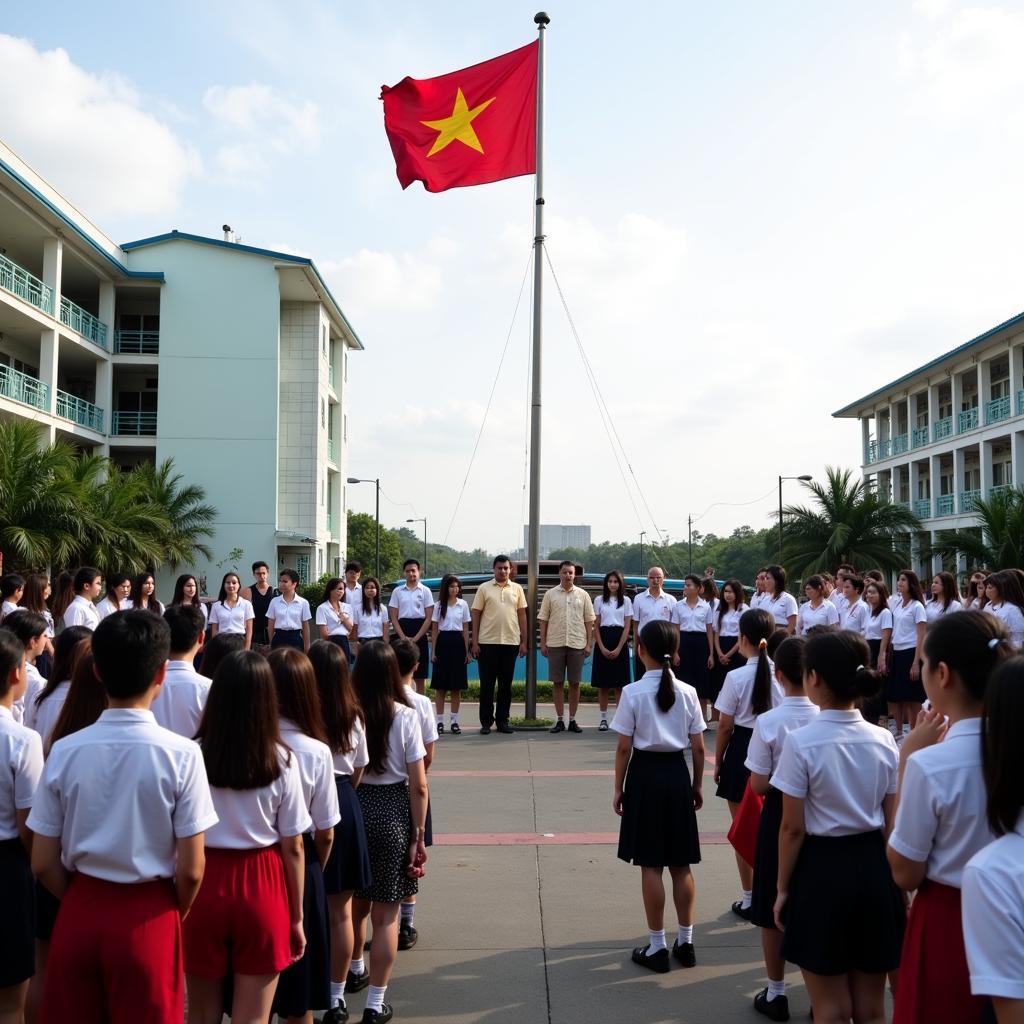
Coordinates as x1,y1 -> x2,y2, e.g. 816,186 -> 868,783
917,477 -> 931,500
963,467 -> 981,491
322,325 -> 327,356
993,460 -> 1012,486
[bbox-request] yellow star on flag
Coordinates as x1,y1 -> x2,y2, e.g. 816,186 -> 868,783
421,88 -> 496,158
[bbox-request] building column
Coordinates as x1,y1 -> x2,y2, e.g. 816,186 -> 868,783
42,237 -> 62,316
952,373 -> 964,420
978,360 -> 987,414
980,439 -> 993,502
861,416 -> 871,469
38,328 -> 58,415
1011,430 -> 1024,489
953,447 -> 966,514
96,282 -> 115,435
927,382 -> 940,435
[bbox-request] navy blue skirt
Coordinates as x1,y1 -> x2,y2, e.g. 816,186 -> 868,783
271,628 -> 304,651
399,617 -> 429,680
751,787 -> 782,929
716,724 -> 753,803
677,631 -> 711,698
327,634 -> 352,662
591,625 -> 631,688
887,647 -> 925,703
430,631 -> 468,691
0,838 -> 35,987
323,775 -> 373,894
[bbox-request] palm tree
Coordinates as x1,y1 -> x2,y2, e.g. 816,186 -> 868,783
131,460 -> 216,569
927,487 -> 1024,570
780,467 -> 921,578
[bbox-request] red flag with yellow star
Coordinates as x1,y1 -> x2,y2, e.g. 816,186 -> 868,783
381,41 -> 537,192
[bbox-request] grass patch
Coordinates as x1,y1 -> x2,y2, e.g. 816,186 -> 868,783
508,716 -> 555,729
464,682 -> 614,704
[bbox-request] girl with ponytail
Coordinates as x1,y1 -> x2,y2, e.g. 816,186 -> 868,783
713,607 -> 780,920
612,620 -> 706,975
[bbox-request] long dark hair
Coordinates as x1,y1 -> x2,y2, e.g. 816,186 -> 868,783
320,577 -> 344,606
438,574 -> 463,619
981,658 -> 1024,836
198,633 -> 245,679
351,640 -> 409,775
360,577 -> 382,615
130,573 -> 162,614
924,610 -> 1010,703
171,574 -> 202,609
216,572 -> 242,604
196,651 -> 285,789
897,569 -> 926,606
35,629 -> 91,709
986,569 -> 1024,612
766,565 -> 787,599
19,574 -> 50,614
308,640 -> 362,756
773,635 -> 806,688
638,620 -> 679,712
601,570 -> 625,608
700,577 -> 719,604
930,571 -> 961,612
103,572 -> 131,610
51,571 -> 75,621
48,651 -> 106,754
966,569 -> 991,608
739,608 -> 776,714
865,580 -> 891,617
268,648 -> 329,744
804,630 -> 882,703
718,578 -> 746,630
73,567 -> 102,595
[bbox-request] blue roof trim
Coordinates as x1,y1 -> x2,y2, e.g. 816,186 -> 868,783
833,309 -> 1024,418
0,157 -> 164,282
121,231 -> 363,348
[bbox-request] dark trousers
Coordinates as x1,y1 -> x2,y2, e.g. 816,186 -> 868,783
477,643 -> 519,727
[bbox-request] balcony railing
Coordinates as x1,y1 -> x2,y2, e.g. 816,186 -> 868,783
986,395 -> 1011,425
989,484 -> 1013,500
0,364 -> 49,411
112,410 -> 157,436
1018,389 -> 1024,417
56,390 -> 104,432
957,407 -> 979,433
327,437 -> 336,463
878,438 -> 893,460
60,297 -> 108,348
911,426 -> 929,448
914,499 -> 932,519
892,433 -> 909,456
933,416 -> 953,441
935,494 -> 955,516
0,253 -> 54,315
866,440 -> 878,465
114,329 -> 159,354
960,488 -> 982,513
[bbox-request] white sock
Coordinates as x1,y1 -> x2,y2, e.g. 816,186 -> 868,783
366,984 -> 387,1013
767,978 -> 787,1000
902,723 -> 911,736
648,928 -> 667,952
350,957 -> 365,977
676,924 -> 693,945
330,980 -> 345,1005
740,890 -> 752,909
450,711 -> 459,723
400,902 -> 415,926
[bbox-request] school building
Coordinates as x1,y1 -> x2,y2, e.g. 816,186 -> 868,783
834,310 -> 1024,574
0,138 -> 361,592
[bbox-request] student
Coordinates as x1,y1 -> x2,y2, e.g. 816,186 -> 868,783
745,635 -> 818,1022
750,569 -> 769,610
350,642 -> 428,1024
429,574 -> 472,735
130,572 -> 163,616
19,574 -> 55,678
0,625 -> 44,1023
592,570 -> 634,731
612,619 -> 705,973
316,577 -> 355,661
268,570 -> 313,653
207,572 -> 254,650
343,562 -> 363,609
390,637 -> 438,952
796,576 -> 840,636
839,575 -> 870,636
631,567 -> 677,645
197,633 -> 245,679
267,648 -> 342,1024
886,612 -> 1010,1024
25,628 -> 90,748
864,581 -> 894,673
763,566 -> 798,634
95,572 -> 132,620
171,574 -> 208,621
0,573 -> 24,621
772,630 -> 905,1024
184,651 -> 309,1024
244,561 -> 279,649
46,650 -> 107,752
983,569 -> 1024,649
27,611 -> 217,1023
62,568 -> 103,631
714,578 -> 749,680
151,606 -> 209,739
890,569 -> 928,737
672,575 -> 715,720
961,657 -> 1024,1022
926,571 -> 963,623
352,578 -> 388,654
5,612 -> 48,726
831,564 -> 856,614
307,641 -> 371,1024
387,559 -> 434,693
963,569 -> 990,612
714,608 -> 782,920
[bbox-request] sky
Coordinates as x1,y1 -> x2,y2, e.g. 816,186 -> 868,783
3,1 -> 1024,555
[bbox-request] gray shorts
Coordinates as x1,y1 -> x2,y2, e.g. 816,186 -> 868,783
548,645 -> 586,684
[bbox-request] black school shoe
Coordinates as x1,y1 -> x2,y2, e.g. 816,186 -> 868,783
550,720 -> 566,733
437,722 -> 444,734
398,923 -> 418,950
496,722 -> 514,734
450,722 -> 462,734
753,988 -> 790,1021
731,899 -> 754,921
631,944 -> 670,973
479,726 -> 491,734
360,1006 -> 393,1024
567,720 -> 582,733
322,1000 -> 350,1024
347,968 -> 369,992
671,940 -> 696,967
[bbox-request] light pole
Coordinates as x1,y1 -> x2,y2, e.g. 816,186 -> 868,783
347,476 -> 380,579
406,517 -> 427,577
639,531 -> 646,576
778,474 -> 813,562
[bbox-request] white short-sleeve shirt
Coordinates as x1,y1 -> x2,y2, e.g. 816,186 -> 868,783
925,598 -> 964,623
750,592 -> 768,609
26,681 -> 69,749
891,599 -> 927,650
632,590 -> 677,633
888,718 -> 993,888
593,595 -> 633,629
745,696 -> 819,777
0,705 -> 44,840
435,598 -> 472,632
331,718 -> 370,776
764,592 -> 799,626
864,607 -> 894,641
713,660 -> 783,728
267,595 -> 312,631
830,590 -> 849,614
0,600 -> 19,622
404,685 -> 439,745
840,598 -> 870,636
344,584 -> 362,607
209,598 -> 255,635
352,604 -> 388,639
13,662 -> 45,725
610,669 -> 705,751
987,601 -> 1024,648
316,601 -> 353,636
63,595 -> 100,631
95,597 -> 133,620
771,710 -> 899,836
714,603 -> 749,638
150,661 -> 211,740
361,704 -> 426,785
278,720 -> 341,833
797,600 -> 840,635
27,709 -> 218,882
388,582 -> 435,619
672,599 -> 713,633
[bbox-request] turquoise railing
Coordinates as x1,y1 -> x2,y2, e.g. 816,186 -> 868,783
114,329 -> 159,354
958,407 -> 979,433
935,494 -> 955,516
914,499 -> 932,519
989,484 -> 1012,500
0,364 -> 49,411
1017,389 -> 1024,417
112,410 -> 157,435
960,489 -> 982,513
0,253 -> 54,314
911,426 -> 929,448
892,433 -> 909,455
933,417 -> 954,441
56,390 -> 104,432
60,297 -> 108,348
986,395 -> 1011,425
866,440 -> 878,464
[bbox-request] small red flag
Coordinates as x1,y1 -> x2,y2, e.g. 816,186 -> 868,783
381,41 -> 537,193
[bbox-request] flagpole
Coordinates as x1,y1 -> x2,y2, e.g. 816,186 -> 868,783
525,11 -> 548,722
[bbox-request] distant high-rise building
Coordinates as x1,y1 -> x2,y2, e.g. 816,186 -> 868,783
523,524 -> 592,559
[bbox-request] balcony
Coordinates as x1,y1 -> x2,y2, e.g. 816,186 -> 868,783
986,395 -> 1011,425
957,407 -> 979,433
60,297 -> 108,348
0,253 -> 54,315
327,437 -> 336,463
933,417 -> 953,441
1017,389 -> 1024,417
56,390 -> 104,432
911,426 -> 929,448
866,440 -> 878,465
935,494 -> 955,516
112,410 -> 157,436
989,484 -> 1013,500
0,364 -> 49,411
960,488 -> 982,513
114,329 -> 159,354
913,499 -> 932,519
892,433 -> 909,456
878,438 -> 893,460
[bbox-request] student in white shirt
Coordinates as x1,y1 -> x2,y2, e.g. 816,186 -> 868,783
267,647 -> 342,1023
0,572 -> 25,622
796,575 -> 841,636
749,569 -> 769,610
25,626 -> 90,747
316,577 -> 355,662
591,571 -> 634,731
94,572 -> 132,621
430,574 -> 473,734
713,578 -> 750,686
861,580 -> 894,728
672,574 -> 715,718
714,608 -> 782,920
62,567 -> 103,631
983,569 -> 1024,649
889,569 -> 929,738
268,569 -> 313,653
831,564 -> 855,616
962,657 -> 1024,1022
612,619 -> 705,974
963,569 -> 990,612
763,566 -> 798,634
184,650 -> 309,1024
387,559 -> 434,694
926,571 -> 964,623
307,640 -> 371,1022
352,577 -> 388,653
4,611 -> 49,726
632,567 -> 677,678
151,606 -> 209,739
207,572 -> 254,650
745,635 -> 819,1021
839,575 -> 870,636
773,630 -> 904,1024
170,573 -> 208,622
350,642 -> 428,1024
28,611 -> 217,1023
887,611 -> 1011,1024
343,561 -> 363,610
130,572 -> 164,617
18,573 -> 55,677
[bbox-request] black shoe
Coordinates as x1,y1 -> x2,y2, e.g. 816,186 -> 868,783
550,720 -> 566,733
323,1000 -> 350,1024
631,944 -> 670,973
496,722 -> 514,734
753,988 -> 790,1021
360,1006 -> 393,1024
479,726 -> 491,735
437,722 -> 444,734
567,719 -> 582,733
731,899 -> 754,921
450,722 -> 461,735
346,968 -> 369,992
598,720 -> 609,731
671,940 -> 696,967
398,922 -> 418,950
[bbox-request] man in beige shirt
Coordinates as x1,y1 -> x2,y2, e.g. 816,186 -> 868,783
539,560 -> 595,733
471,555 -> 527,734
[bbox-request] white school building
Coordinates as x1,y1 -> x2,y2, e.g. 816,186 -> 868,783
834,310 -> 1024,574
0,139 -> 361,592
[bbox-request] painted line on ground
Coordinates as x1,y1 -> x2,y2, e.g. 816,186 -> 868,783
434,831 -> 731,846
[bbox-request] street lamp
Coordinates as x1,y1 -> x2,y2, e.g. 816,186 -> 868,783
778,474 -> 813,562
406,517 -> 427,577
639,530 -> 646,576
347,476 -> 380,579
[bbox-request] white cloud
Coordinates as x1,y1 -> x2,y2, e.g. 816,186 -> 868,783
0,34 -> 199,216
323,246 -> 446,315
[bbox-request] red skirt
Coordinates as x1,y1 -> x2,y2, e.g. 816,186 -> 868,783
41,873 -> 182,1024
183,845 -> 294,978
893,880 -> 986,1024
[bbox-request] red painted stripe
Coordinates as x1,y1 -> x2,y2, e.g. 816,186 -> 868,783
434,831 -> 731,846
431,769 -> 613,778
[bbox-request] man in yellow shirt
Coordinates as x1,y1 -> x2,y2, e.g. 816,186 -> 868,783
471,555 -> 527,735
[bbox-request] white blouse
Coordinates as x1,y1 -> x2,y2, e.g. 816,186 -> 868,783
610,669 -> 705,751
593,595 -> 633,628
864,607 -> 893,641
796,600 -> 840,635
208,598 -> 255,635
764,591 -> 798,626
714,603 -> 749,638
315,601 -> 354,636
987,601 -> 1024,649
434,598 -> 472,632
352,604 -> 388,639
891,599 -> 927,650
